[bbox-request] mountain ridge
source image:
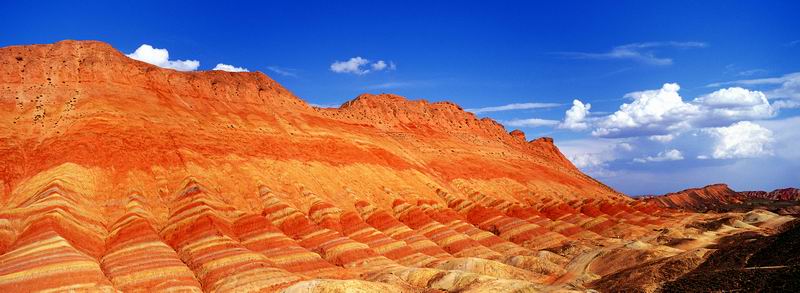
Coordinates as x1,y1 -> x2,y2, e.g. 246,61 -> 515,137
1,40 -> 623,212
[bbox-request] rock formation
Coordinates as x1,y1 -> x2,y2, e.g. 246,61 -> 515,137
740,188 -> 800,201
0,40 -> 796,292
641,184 -> 800,215
640,184 -> 744,211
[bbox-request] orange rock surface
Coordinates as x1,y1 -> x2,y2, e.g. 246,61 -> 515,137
1,40 -> 792,292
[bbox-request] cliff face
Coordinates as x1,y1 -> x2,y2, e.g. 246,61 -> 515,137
0,40 -> 622,213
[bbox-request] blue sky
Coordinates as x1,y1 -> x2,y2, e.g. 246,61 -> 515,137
2,1 -> 798,195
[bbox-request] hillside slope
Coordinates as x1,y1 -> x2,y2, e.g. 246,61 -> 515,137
741,188 -> 800,201
3,40 -> 789,292
0,40 -> 623,214
640,184 -> 743,211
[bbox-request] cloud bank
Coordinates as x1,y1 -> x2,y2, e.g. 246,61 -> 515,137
213,63 -> 249,72
331,57 -> 395,75
126,44 -> 199,71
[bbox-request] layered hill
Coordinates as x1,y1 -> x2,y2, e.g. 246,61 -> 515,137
640,184 -> 744,212
641,184 -> 800,215
0,40 -> 622,211
741,188 -> 800,201
0,40 -> 795,292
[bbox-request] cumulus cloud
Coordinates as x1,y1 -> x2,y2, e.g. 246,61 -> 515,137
692,87 -> 775,124
331,57 -> 370,75
503,118 -> 560,128
703,121 -> 773,159
558,138 -> 634,178
556,41 -> 707,66
707,72 -> 800,101
591,83 -> 776,138
571,152 -> 610,168
370,60 -> 395,71
593,83 -> 700,137
559,99 -> 591,130
213,63 -> 248,72
331,57 -> 395,75
467,102 -> 560,114
126,44 -> 199,71
633,149 -> 684,163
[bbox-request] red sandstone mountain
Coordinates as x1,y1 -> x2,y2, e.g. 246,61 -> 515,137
740,188 -> 800,201
0,40 -> 622,209
641,183 -> 744,211
642,184 -> 800,215
0,40 -> 795,292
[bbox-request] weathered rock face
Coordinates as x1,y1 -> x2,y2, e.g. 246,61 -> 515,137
741,188 -> 800,201
1,40 -> 792,292
641,184 -> 800,214
640,184 -> 745,211
0,40 -> 622,211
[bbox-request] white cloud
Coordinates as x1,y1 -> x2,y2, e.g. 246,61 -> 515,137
707,72 -> 800,101
556,41 -> 707,66
331,57 -> 395,75
693,87 -> 775,123
372,60 -> 388,71
331,57 -> 370,75
618,142 -> 634,151
633,149 -> 684,163
703,121 -> 773,159
267,66 -> 298,77
559,99 -> 591,130
503,118 -> 559,128
759,116 -> 800,160
558,138 -> 633,178
649,134 -> 675,142
593,83 -> 700,137
466,102 -> 561,114
126,44 -> 199,71
773,99 -> 800,110
213,63 -> 249,72
592,83 -> 777,138
571,152 -> 610,168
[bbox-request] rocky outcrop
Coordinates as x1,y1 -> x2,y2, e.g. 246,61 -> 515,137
741,188 -> 800,201
640,184 -> 745,211
641,184 -> 800,214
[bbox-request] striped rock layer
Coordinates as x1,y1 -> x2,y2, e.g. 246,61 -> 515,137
0,40 -> 781,292
0,176 -> 704,292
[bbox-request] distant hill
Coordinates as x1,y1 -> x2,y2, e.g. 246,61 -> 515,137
640,184 -> 799,214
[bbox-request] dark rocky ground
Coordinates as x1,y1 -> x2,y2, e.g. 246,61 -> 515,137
662,219 -> 800,292
590,219 -> 800,292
